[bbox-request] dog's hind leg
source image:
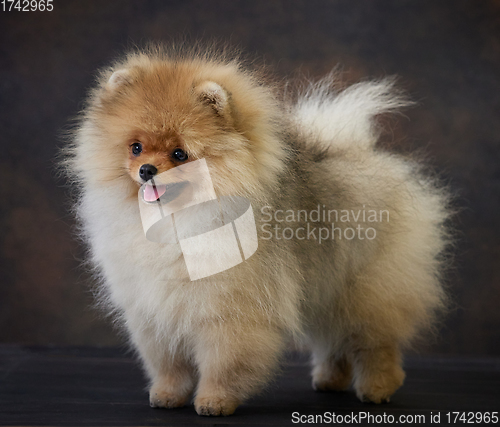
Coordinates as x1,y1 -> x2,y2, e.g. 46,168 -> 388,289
350,344 -> 405,404
311,353 -> 353,392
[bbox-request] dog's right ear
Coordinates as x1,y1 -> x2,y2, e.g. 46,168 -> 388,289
106,69 -> 134,91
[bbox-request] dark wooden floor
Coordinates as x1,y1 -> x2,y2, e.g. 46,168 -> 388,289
0,346 -> 499,426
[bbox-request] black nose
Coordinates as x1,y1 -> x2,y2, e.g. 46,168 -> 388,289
139,164 -> 158,182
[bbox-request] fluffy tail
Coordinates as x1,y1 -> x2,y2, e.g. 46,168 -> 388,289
292,74 -> 411,150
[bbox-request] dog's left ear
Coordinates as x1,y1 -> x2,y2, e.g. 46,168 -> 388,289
195,81 -> 231,118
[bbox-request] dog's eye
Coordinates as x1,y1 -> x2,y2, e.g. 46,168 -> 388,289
172,148 -> 188,162
131,142 -> 142,156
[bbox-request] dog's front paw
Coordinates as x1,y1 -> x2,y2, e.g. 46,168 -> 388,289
149,388 -> 188,409
194,395 -> 239,416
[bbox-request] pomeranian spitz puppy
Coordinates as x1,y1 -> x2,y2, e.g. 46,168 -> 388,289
65,45 -> 450,416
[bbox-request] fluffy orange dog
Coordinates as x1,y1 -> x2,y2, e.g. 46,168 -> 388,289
65,45 -> 450,416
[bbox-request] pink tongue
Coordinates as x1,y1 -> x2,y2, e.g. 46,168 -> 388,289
144,184 -> 167,202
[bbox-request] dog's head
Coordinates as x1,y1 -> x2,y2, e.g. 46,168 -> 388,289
74,49 -> 287,202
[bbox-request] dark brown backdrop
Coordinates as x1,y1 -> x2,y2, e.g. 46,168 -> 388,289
0,0 -> 499,355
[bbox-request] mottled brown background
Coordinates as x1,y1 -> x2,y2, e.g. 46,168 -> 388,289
0,0 -> 499,355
